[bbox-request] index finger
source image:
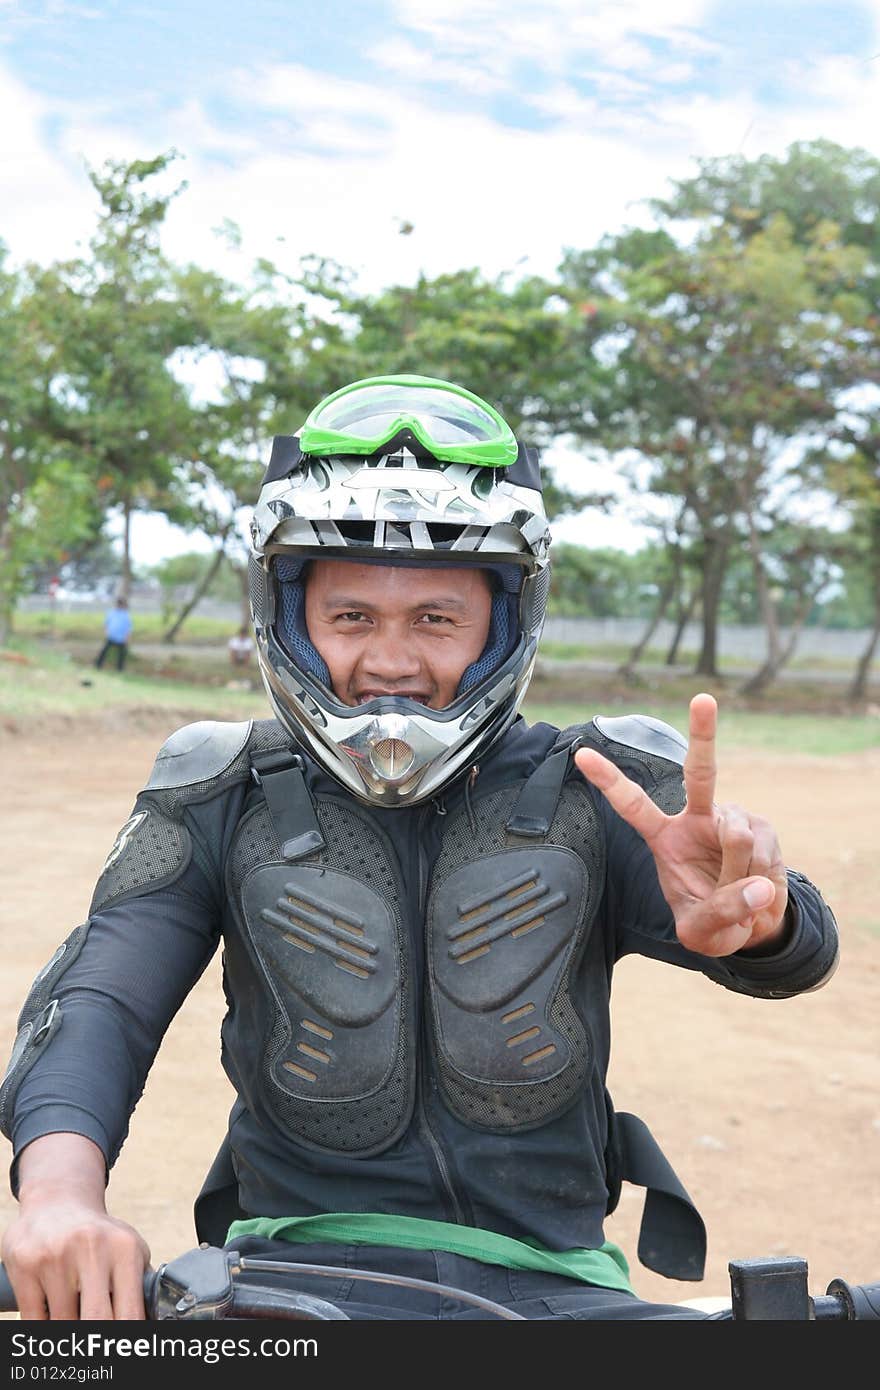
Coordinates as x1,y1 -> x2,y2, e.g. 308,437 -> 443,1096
574,746 -> 669,842
683,692 -> 718,816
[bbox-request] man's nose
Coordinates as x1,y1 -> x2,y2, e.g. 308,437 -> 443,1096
361,623 -> 422,682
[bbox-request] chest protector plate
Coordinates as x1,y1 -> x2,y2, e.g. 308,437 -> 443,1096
228,795 -> 415,1155
228,778 -> 603,1153
426,782 -> 603,1132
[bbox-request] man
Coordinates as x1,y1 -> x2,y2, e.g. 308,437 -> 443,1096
0,375 -> 838,1320
94,596 -> 132,672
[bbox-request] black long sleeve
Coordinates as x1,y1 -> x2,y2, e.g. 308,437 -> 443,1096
9,856 -> 221,1185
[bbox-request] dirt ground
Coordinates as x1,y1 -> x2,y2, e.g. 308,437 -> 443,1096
0,713 -> 877,1308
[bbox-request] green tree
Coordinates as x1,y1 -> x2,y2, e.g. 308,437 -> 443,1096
811,426 -> 880,701
559,203 -> 867,681
650,139 -> 880,693
156,256 -> 608,639
547,542 -> 667,620
0,249 -> 100,641
158,253 -> 360,639
35,153 -> 196,599
651,138 -> 880,266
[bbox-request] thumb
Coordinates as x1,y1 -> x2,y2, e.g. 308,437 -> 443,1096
742,878 -> 775,911
676,876 -> 776,957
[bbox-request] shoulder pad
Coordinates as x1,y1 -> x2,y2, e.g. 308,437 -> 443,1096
592,714 -> 687,766
146,720 -> 253,790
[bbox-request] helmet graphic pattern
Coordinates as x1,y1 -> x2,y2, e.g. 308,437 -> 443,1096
248,391 -> 551,807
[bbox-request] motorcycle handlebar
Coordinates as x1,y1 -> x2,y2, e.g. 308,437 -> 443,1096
1,1251 -> 878,1321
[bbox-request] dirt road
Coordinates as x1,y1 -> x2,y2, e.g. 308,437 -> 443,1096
0,714 -> 877,1306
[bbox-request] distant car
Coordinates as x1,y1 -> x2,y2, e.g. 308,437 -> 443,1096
51,587 -> 103,604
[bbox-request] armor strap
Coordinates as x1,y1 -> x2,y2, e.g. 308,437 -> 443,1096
195,1116 -> 706,1283
504,742 -> 575,839
250,750 -> 326,861
616,1112 -> 707,1281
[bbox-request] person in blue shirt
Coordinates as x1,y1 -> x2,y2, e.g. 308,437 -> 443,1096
94,597 -> 133,672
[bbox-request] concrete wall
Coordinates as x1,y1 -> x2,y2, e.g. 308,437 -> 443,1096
19,594 -> 875,662
542,617 -> 874,661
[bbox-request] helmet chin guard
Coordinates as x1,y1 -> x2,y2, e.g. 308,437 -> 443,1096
248,376 -> 551,807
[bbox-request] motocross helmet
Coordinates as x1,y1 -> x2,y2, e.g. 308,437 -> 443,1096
249,374 -> 552,806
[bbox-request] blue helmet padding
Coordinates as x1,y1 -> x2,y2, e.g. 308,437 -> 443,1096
275,558 -> 331,685
458,589 -> 514,692
272,556 -> 519,697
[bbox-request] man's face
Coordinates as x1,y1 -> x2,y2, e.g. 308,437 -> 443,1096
304,559 -> 493,709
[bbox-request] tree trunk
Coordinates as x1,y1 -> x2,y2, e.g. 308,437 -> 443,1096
847,507 -> 880,704
737,507 -> 783,697
739,588 -> 813,697
0,525 -> 14,645
161,543 -> 227,643
666,588 -> 699,665
120,501 -> 133,600
694,536 -> 727,677
617,574 -> 675,682
848,617 -> 880,703
618,517 -> 690,682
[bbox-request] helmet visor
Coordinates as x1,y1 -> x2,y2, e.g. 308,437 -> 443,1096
299,375 -> 518,468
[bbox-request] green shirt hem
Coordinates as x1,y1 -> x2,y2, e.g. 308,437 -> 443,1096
225,1212 -> 634,1294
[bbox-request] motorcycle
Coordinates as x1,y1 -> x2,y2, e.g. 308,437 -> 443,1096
1,1242 -> 879,1320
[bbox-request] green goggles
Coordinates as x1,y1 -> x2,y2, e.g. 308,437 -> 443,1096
298,374 -> 519,469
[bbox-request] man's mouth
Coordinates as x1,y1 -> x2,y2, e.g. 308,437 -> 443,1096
355,690 -> 431,706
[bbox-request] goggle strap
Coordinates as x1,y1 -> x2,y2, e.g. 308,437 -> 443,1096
262,435 -> 307,486
260,435 -> 542,490
505,442 -> 543,492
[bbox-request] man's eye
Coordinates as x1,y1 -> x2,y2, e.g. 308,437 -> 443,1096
419,613 -> 450,625
337,611 -> 365,622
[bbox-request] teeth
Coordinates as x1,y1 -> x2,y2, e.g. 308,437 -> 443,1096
359,693 -> 424,703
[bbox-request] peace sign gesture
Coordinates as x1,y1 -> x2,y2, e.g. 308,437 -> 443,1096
574,693 -> 790,958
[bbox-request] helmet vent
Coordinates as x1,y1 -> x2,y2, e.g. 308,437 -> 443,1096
249,554 -> 267,626
370,738 -> 415,780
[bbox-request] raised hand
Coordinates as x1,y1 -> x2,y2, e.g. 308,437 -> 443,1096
574,693 -> 789,958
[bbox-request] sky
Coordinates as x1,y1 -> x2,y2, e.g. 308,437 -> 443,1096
2,0 -> 880,559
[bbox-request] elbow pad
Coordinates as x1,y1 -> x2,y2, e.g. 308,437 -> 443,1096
0,922 -> 90,1140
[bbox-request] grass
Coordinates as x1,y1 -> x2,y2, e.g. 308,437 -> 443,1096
2,637 -> 878,755
0,642 -> 262,724
523,700 -> 879,755
16,609 -> 236,645
539,639 -> 867,674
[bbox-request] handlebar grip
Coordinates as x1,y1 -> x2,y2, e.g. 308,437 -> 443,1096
0,1264 -> 158,1317
824,1278 -> 880,1320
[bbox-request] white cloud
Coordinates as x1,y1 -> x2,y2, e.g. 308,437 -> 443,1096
162,93 -> 677,288
392,0 -> 720,71
5,12 -> 880,295
367,36 -> 509,95
4,0 -> 880,283
654,51 -> 880,163
0,62 -> 97,264
9,54 -> 684,291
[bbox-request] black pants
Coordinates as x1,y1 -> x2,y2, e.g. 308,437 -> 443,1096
95,639 -> 127,671
227,1237 -> 709,1320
